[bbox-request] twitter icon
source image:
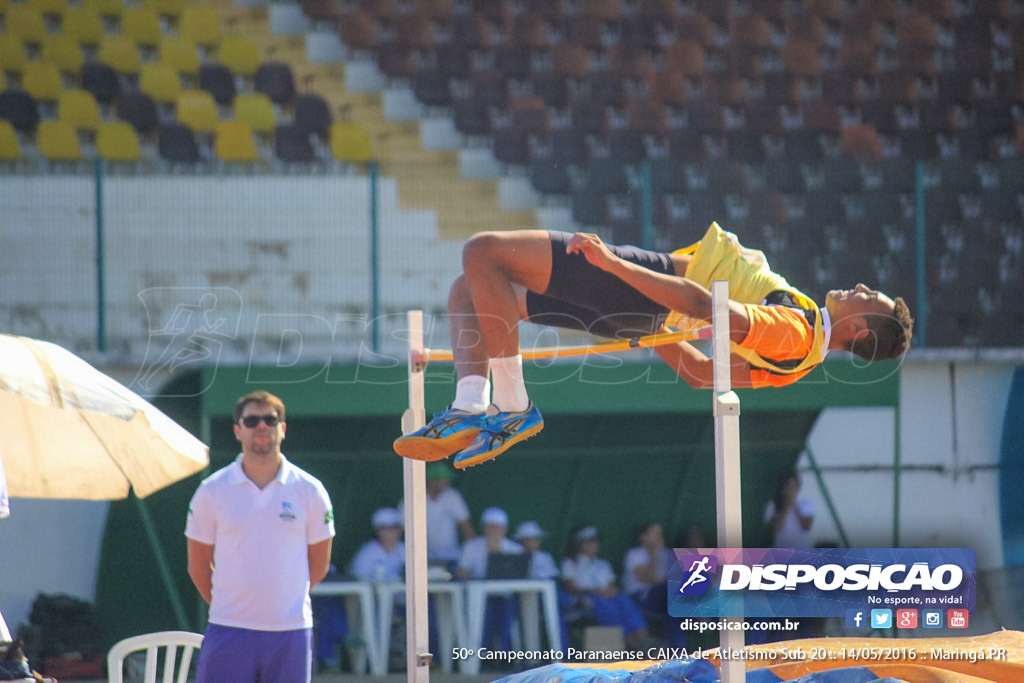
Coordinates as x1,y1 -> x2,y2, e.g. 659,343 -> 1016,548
871,609 -> 892,628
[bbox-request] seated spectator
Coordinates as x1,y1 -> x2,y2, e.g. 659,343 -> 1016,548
398,461 -> 475,574
623,521 -> 685,648
350,507 -> 405,582
458,507 -> 523,656
561,525 -> 648,651
514,520 -> 558,580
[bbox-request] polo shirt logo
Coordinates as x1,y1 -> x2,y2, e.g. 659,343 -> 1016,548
279,501 -> 297,521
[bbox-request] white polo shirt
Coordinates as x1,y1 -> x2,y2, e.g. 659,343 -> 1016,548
185,454 -> 335,631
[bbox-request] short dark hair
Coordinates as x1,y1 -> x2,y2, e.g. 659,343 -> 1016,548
849,296 -> 913,361
234,390 -> 286,424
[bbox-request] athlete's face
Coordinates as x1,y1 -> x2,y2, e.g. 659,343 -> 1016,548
826,284 -> 896,318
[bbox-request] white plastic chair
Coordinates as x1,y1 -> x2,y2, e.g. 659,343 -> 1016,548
106,631 -> 203,683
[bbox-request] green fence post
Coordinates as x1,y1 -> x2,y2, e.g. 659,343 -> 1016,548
94,158 -> 106,353
369,160 -> 380,352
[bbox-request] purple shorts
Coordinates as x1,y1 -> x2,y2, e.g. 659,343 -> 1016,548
196,623 -> 312,683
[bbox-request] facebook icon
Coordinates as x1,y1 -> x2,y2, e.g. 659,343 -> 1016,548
846,609 -> 866,629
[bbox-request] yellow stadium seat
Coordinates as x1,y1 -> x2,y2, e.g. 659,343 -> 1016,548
121,8 -> 163,48
96,121 -> 141,161
37,119 -> 83,161
330,122 -> 373,163
22,61 -> 64,102
232,92 -> 276,135
159,36 -> 200,77
214,120 -> 258,162
57,89 -> 100,133
142,0 -> 184,21
41,35 -> 84,77
175,89 -> 218,133
0,119 -> 22,161
5,5 -> 47,45
98,36 -> 141,75
0,35 -> 28,76
218,36 -> 260,78
139,62 -> 181,104
61,6 -> 105,46
179,7 -> 222,49
28,0 -> 67,20
84,0 -> 124,21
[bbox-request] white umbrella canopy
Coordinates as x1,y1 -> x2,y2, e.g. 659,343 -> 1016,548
0,334 -> 209,500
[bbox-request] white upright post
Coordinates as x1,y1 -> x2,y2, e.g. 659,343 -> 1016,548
402,310 -> 431,682
711,281 -> 744,682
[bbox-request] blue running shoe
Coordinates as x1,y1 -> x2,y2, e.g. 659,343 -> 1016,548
393,406 -> 487,462
453,403 -> 544,469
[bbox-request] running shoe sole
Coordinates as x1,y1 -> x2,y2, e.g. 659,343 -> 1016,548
393,429 -> 481,462
453,420 -> 545,469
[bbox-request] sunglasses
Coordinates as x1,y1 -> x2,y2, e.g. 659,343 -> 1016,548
239,414 -> 280,428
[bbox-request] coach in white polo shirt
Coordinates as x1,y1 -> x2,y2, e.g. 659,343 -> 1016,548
186,390 -> 335,683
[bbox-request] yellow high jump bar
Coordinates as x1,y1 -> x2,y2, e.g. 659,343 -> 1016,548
415,324 -> 713,366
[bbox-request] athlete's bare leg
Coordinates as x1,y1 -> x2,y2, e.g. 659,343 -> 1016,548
453,230 -> 554,366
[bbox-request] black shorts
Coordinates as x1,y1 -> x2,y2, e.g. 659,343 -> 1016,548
525,231 -> 675,338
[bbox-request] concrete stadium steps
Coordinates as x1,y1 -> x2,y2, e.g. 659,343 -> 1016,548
216,2 -> 536,242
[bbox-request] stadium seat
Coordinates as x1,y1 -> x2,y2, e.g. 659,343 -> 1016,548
292,93 -> 332,138
121,8 -> 163,49
218,37 -> 261,78
37,120 -> 83,161
0,35 -> 29,78
158,122 -> 200,163
62,6 -> 105,47
453,99 -> 491,137
198,64 -> 236,106
254,62 -> 296,105
78,64 -> 120,108
116,92 -> 160,134
180,7 -> 222,50
0,119 -> 22,161
337,10 -> 379,52
84,0 -> 125,24
139,62 -> 182,105
214,121 -> 259,162
329,122 -> 372,162
274,123 -> 315,163
232,93 -> 276,135
96,121 -> 142,161
491,128 -> 531,165
159,37 -> 200,78
28,0 -> 67,21
41,35 -> 84,78
22,61 -> 64,104
529,159 -> 571,195
143,0 -> 185,23
176,89 -> 219,134
5,5 -> 47,46
57,89 -> 101,133
412,69 -> 452,107
98,36 -> 142,76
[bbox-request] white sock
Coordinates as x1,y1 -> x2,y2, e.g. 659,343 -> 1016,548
490,355 -> 529,412
452,375 -> 490,413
